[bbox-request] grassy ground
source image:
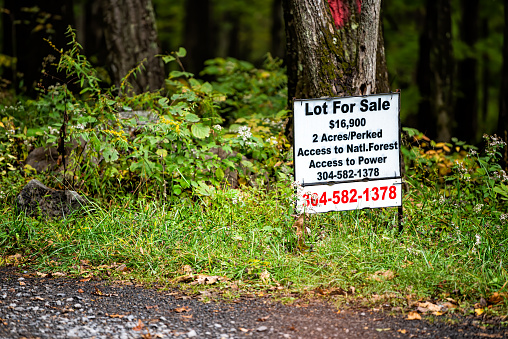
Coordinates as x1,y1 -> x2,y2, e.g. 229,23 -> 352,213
1,170 -> 507,321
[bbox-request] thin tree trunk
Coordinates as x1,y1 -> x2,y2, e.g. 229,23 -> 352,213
498,2 -> 508,169
416,0 -> 454,142
455,0 -> 479,142
183,0 -> 213,75
283,0 -> 385,142
102,0 -> 164,94
2,0 -> 74,95
271,0 -> 286,59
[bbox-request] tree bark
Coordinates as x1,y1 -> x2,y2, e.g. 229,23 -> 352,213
102,0 -> 165,94
283,0 -> 386,142
455,0 -> 479,143
2,0 -> 74,95
183,0 -> 213,75
271,0 -> 286,60
416,0 -> 454,142
498,2 -> 508,169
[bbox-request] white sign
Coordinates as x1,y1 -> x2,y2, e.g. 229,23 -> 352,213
293,93 -> 402,213
296,178 -> 402,214
294,93 -> 401,186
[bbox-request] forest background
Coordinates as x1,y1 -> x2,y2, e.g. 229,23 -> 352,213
0,0 -> 506,145
1,0 -> 508,315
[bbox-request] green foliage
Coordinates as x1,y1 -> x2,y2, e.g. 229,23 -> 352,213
0,27 -> 291,201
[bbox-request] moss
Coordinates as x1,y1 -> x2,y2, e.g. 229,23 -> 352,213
315,20 -> 358,97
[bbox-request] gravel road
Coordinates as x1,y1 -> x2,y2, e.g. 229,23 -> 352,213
0,266 -> 506,338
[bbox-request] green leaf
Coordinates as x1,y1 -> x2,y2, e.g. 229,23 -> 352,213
185,113 -> 200,122
241,160 -> 253,168
158,97 -> 169,107
176,47 -> 187,58
162,55 -> 175,63
156,149 -> 168,158
103,147 -> 119,163
201,82 -> 213,94
215,167 -> 225,181
170,70 -> 193,78
173,185 -> 182,195
191,123 -> 210,139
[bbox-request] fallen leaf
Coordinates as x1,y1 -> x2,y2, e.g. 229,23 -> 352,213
397,329 -> 407,334
19,281 -> 26,286
173,274 -> 194,283
36,272 -> 48,278
190,274 -> 228,285
181,265 -> 193,275
441,301 -> 457,309
174,306 -> 191,313
32,297 -> 45,301
239,328 -> 250,332
116,264 -> 128,272
432,311 -> 444,316
407,311 -> 422,320
477,333 -> 503,338
416,305 -> 428,313
418,302 -> 441,312
93,287 -> 117,297
133,319 -> 145,331
80,277 -> 91,282
52,272 -> 66,277
376,328 -> 391,332
488,292 -> 507,305
78,289 -> 84,293
475,308 -> 485,316
181,314 -> 193,320
475,297 -> 488,308
145,305 -> 158,309
293,213 -> 306,249
107,314 -> 125,318
371,270 -> 395,281
257,316 -> 270,322
260,270 -> 270,284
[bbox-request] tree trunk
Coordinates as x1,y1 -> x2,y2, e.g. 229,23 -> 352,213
183,0 -> 213,75
455,0 -> 479,143
271,0 -> 286,59
102,0 -> 164,94
498,2 -> 508,169
2,0 -> 74,95
416,0 -> 454,142
283,0 -> 386,142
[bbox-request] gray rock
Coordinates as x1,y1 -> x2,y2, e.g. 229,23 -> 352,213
16,179 -> 87,219
257,326 -> 268,332
24,147 -> 60,173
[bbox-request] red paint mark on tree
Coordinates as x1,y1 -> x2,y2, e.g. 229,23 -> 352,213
328,0 -> 349,27
328,0 -> 361,27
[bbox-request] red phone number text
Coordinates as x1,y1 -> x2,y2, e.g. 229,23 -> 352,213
302,186 -> 397,206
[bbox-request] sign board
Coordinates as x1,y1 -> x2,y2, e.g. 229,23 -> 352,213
293,93 -> 402,214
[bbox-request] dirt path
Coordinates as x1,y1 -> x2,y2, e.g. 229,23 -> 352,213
0,266 -> 506,338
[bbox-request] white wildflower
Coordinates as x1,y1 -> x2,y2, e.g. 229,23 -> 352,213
267,136 -> 278,145
473,204 -> 483,214
213,125 -> 222,131
500,214 -> 508,224
238,126 -> 252,141
475,234 -> 481,246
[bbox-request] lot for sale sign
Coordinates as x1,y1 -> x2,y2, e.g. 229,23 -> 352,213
293,93 -> 402,213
